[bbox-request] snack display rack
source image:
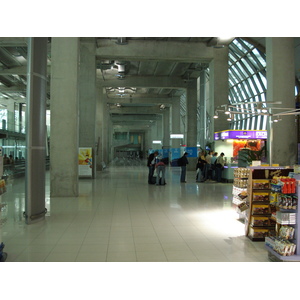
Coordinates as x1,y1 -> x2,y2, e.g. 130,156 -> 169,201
245,167 -> 293,241
264,174 -> 300,261
232,168 -> 250,220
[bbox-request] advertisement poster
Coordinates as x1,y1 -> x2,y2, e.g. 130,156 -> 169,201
233,140 -> 262,157
78,147 -> 93,177
162,148 -> 169,158
171,148 -> 181,159
186,147 -> 198,157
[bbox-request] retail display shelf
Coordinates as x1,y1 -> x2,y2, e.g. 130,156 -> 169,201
245,167 -> 293,241
265,245 -> 300,262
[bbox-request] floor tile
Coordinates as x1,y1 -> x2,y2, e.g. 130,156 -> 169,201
107,251 -> 137,262
136,251 -> 168,262
0,165 -> 274,262
76,252 -> 107,262
164,250 -> 198,261
45,252 -> 78,262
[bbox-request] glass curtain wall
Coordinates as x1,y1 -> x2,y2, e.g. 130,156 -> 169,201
228,38 -> 267,130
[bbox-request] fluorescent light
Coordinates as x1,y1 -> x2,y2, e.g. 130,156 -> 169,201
153,140 -> 161,144
170,134 -> 184,139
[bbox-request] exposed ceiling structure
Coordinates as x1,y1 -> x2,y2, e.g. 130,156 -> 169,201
0,37 -> 299,133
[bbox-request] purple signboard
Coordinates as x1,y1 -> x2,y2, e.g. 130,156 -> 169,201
214,130 -> 267,140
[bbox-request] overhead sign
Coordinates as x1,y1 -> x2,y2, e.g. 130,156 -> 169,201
214,130 -> 267,140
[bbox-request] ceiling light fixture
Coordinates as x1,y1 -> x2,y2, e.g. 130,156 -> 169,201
227,114 -> 233,121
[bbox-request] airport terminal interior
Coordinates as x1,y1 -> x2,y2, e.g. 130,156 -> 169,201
1,165 -> 268,262
1,37 -> 300,265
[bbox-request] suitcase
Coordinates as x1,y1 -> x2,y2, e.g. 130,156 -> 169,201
149,176 -> 156,184
149,176 -> 166,185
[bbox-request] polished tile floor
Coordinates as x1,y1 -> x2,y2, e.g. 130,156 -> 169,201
0,163 -> 270,262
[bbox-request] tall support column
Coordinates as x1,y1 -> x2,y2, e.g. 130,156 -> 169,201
209,47 -> 229,135
102,96 -> 109,165
266,38 -> 296,166
25,37 -> 47,224
95,87 -> 102,171
144,128 -> 151,156
78,38 -> 96,178
171,97 -> 181,148
163,107 -> 170,148
50,37 -> 80,197
157,115 -> 163,142
199,72 -> 206,149
186,79 -> 198,170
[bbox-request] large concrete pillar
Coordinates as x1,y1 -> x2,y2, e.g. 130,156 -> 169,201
209,47 -> 229,135
266,38 -> 296,166
199,71 -> 206,149
95,87 -> 102,171
50,37 -> 79,197
78,38 -> 96,177
186,79 -> 198,170
171,97 -> 181,148
156,115 -> 163,142
25,37 -> 47,224
98,91 -> 109,167
163,107 -> 170,148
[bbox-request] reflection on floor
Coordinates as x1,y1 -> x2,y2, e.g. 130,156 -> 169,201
0,165 -> 270,262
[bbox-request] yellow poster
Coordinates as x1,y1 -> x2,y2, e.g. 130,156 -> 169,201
78,147 -> 92,177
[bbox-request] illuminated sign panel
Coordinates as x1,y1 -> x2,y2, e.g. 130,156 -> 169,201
214,130 -> 267,140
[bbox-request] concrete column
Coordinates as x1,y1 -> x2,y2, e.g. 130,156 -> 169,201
156,115 -> 163,142
50,37 -> 79,197
144,129 -> 150,157
95,87 -> 102,171
96,88 -> 109,169
266,38 -> 296,166
25,37 -> 47,224
108,115 -> 114,162
78,38 -> 96,178
150,121 -> 157,149
163,108 -> 170,147
186,79 -> 198,170
199,71 -> 206,149
171,97 -> 181,148
209,47 -> 229,134
102,98 -> 109,165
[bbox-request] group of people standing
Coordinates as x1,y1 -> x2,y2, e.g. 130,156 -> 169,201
3,154 -> 14,165
195,151 -> 225,183
147,150 -> 226,185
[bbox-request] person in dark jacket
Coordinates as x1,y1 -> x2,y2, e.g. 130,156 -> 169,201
147,151 -> 159,184
180,152 -> 189,183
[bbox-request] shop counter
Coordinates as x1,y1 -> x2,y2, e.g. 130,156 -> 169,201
222,164 -> 238,183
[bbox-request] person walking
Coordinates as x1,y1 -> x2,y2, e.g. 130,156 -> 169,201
147,151 -> 159,184
216,152 -> 225,182
179,152 -> 189,183
196,151 -> 206,182
155,158 -> 166,185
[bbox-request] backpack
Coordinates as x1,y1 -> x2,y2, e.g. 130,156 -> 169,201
177,157 -> 183,166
